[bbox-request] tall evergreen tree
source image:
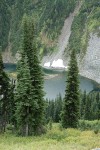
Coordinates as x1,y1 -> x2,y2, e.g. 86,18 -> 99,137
22,17 -> 45,134
15,16 -> 45,135
84,95 -> 92,120
45,94 -> 63,123
0,52 -> 11,132
80,90 -> 87,119
54,93 -> 63,122
8,79 -> 16,126
15,52 -> 36,136
61,50 -> 80,128
87,92 -> 100,120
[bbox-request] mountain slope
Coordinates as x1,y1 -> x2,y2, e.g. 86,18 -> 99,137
1,0 -> 100,83
43,0 -> 100,83
42,1 -> 82,64
1,0 -> 77,54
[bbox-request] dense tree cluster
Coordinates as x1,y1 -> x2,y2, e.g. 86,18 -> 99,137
68,0 -> 100,54
1,0 -> 78,55
0,17 -> 45,136
45,93 -> 62,123
45,91 -> 100,123
0,52 -> 14,132
80,91 -> 100,120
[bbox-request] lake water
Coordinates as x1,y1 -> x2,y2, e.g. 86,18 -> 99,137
4,63 -> 99,99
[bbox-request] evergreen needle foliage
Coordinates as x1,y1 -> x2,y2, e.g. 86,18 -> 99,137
61,50 -> 80,128
15,53 -> 35,136
15,16 -> 45,136
0,52 -> 14,132
22,17 -> 45,134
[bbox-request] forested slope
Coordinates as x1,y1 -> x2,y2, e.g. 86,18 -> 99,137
1,0 -> 100,83
68,0 -> 100,54
0,0 -> 78,55
0,0 -> 11,50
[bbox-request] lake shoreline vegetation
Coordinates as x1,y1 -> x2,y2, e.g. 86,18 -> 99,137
0,0 -> 100,149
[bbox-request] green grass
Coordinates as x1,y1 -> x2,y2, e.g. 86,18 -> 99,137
0,123 -> 100,150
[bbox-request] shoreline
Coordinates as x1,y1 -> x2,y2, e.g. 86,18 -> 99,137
43,66 -> 100,85
4,63 -> 100,85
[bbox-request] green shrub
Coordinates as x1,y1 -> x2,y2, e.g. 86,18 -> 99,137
94,125 -> 100,134
5,124 -> 14,133
94,128 -> 99,134
46,130 -> 67,141
78,120 -> 100,131
48,118 -> 53,130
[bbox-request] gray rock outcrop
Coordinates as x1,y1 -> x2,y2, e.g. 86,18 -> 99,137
80,33 -> 100,83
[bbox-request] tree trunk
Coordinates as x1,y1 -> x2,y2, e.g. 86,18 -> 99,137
25,107 -> 29,136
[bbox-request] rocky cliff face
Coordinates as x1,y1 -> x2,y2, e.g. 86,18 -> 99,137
79,33 -> 100,83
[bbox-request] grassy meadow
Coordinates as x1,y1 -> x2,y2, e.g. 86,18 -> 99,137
0,123 -> 100,150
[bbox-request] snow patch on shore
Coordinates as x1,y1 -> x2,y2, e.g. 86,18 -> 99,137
44,59 -> 68,69
44,62 -> 50,67
51,59 -> 65,68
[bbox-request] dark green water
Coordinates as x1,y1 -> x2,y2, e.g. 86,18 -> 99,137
4,63 -> 99,99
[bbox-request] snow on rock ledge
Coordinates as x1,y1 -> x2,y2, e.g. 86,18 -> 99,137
51,59 -> 65,68
44,59 -> 68,69
44,62 -> 50,67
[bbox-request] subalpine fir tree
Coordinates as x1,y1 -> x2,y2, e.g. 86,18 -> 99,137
54,94 -> 62,122
15,52 -> 36,136
15,16 -> 45,135
84,95 -> 92,120
61,49 -> 80,128
80,90 -> 87,119
22,16 -> 45,134
88,92 -> 100,120
8,79 -> 16,125
0,52 -> 11,132
31,42 -> 45,133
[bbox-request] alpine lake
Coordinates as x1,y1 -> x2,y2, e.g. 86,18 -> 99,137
4,63 -> 100,99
